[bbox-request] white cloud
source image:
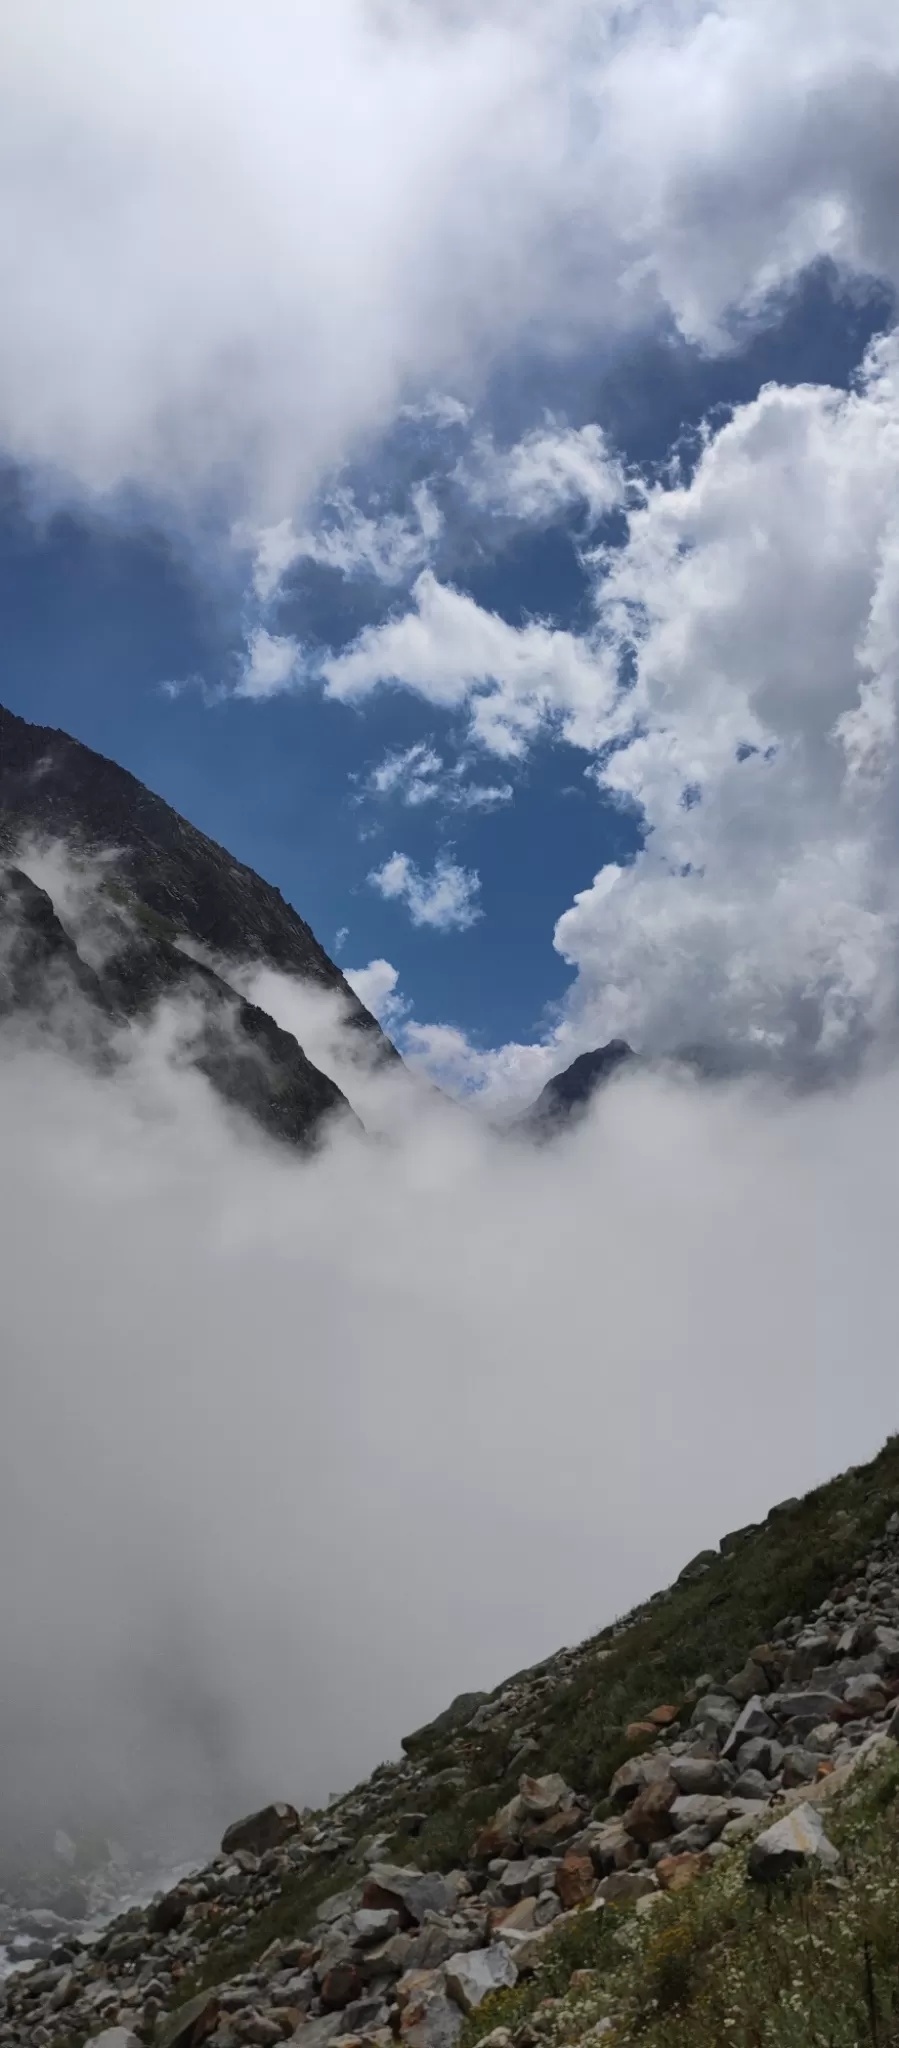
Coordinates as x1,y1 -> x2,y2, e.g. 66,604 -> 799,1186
369,849 -> 482,930
236,626 -> 302,699
366,740 -> 512,811
3,0 -> 899,533
324,570 -> 615,757
246,484 -> 442,603
342,955 -> 408,1030
459,419 -> 625,525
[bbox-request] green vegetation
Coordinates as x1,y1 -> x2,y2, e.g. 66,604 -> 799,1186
463,1748 -> 899,2048
103,876 -> 180,945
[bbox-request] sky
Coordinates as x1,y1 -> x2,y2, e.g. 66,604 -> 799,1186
3,0 -> 899,1099
5,1 -> 899,1867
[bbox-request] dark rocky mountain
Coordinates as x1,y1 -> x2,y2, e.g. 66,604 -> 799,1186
525,1039 -> 636,1129
0,703 -> 400,1144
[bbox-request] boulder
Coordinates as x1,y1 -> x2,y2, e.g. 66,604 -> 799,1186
608,1753 -> 673,1808
655,1852 -> 712,1893
623,1780 -> 678,1845
351,1910 -> 400,1947
517,1773 -> 572,1817
841,1674 -> 887,1717
669,1756 -> 730,1796
734,1736 -> 784,1779
582,1819 -> 642,1876
445,1947 -> 518,2014
290,2021 -> 345,2048
490,1897 -> 538,1937
669,1796 -> 730,1838
678,1549 -> 718,1582
726,1661 -> 771,1704
596,1870 -> 658,1905
221,1804 -> 301,1857
748,1804 -> 839,1882
148,1889 -> 190,1935
400,1992 -> 464,2048
157,1994 -> 221,2048
90,2034 -> 141,2048
722,1698 -> 775,1760
781,1748 -> 822,1789
690,1695 -> 739,1742
773,1692 -> 843,1728
363,1868 -> 453,1926
321,1965 -> 364,2012
731,1769 -> 771,1801
554,1854 -> 596,1908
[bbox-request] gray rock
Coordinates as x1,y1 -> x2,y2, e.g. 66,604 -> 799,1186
608,1754 -> 674,1807
842,1674 -> 887,1717
886,1702 -> 899,1742
781,1748 -> 822,1788
690,1695 -> 738,1741
401,1989 -> 466,2048
731,1769 -> 771,1801
669,1796 -> 730,1837
365,1866 -> 453,1925
289,2018 -> 345,2048
89,2034 -> 141,2048
445,1947 -> 518,2013
669,1756 -> 730,1795
725,1661 -> 770,1704
773,1692 -> 843,1726
748,1804 -> 839,1882
351,1909 -> 400,1947
722,1699 -> 775,1760
157,1994 -> 221,2048
734,1736 -> 785,1778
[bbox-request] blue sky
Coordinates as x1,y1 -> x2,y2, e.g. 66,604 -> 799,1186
3,1 -> 899,1101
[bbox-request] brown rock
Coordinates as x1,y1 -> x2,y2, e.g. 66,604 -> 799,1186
520,1807 -> 582,1853
321,1966 -> 364,2012
655,1853 -> 712,1893
221,1803 -> 301,1857
623,1779 -> 677,1845
648,1705 -> 680,1728
625,1722 -> 657,1743
554,1855 -> 596,1909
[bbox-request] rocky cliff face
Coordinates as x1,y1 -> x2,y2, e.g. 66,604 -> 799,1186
6,1437 -> 899,2047
0,704 -> 399,1144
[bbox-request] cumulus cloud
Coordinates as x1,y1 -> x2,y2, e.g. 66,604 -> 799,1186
5,989 -> 899,1865
3,0 -> 899,534
368,849 -> 482,930
324,571 -> 614,757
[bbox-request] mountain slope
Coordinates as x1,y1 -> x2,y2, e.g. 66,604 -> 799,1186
6,1434 -> 899,2044
0,702 -> 399,1143
524,1041 -> 636,1130
0,702 -> 394,1048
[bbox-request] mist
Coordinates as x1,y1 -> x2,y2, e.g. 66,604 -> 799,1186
2,983 -> 899,1870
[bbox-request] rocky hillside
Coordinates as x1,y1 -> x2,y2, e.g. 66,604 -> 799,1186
0,703 -> 401,1145
7,1434 -> 899,2048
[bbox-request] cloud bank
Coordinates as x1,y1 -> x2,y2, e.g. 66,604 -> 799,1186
3,980 -> 899,1867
